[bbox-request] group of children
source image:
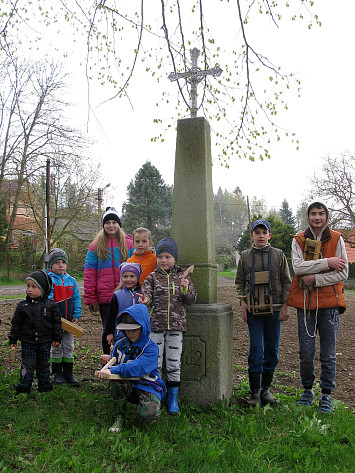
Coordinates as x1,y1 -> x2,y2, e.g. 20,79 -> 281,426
236,202 -> 348,413
9,201 -> 348,431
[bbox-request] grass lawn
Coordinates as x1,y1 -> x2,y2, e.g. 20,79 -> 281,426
0,367 -> 353,473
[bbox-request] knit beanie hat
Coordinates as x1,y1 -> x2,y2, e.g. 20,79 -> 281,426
102,207 -> 121,227
48,248 -> 68,268
27,270 -> 52,295
156,237 -> 178,261
119,262 -> 143,281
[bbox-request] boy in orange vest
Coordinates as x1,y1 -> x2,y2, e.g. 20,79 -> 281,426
287,202 -> 348,412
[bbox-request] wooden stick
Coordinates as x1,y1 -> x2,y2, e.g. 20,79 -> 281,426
95,356 -> 142,380
11,346 -> 15,363
95,373 -> 142,380
61,318 -> 85,338
101,357 -> 117,370
183,265 -> 194,278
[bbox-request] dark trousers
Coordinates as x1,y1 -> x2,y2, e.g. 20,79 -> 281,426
17,341 -> 52,392
99,303 -> 111,354
297,308 -> 339,394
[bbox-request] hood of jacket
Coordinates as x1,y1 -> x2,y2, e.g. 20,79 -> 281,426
117,304 -> 150,343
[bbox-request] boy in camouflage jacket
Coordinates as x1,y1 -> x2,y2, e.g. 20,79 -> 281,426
140,237 -> 196,414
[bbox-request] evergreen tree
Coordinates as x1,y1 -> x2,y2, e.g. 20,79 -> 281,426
121,162 -> 172,239
279,199 -> 296,226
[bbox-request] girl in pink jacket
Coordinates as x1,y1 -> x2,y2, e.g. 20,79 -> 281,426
84,207 -> 134,354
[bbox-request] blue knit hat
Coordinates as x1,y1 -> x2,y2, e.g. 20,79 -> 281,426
156,237 -> 178,261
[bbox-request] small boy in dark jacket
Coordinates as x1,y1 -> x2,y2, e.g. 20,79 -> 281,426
9,270 -> 62,394
46,248 -> 82,385
97,304 -> 166,432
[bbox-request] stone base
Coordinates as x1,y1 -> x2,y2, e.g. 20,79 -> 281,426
180,302 -> 234,407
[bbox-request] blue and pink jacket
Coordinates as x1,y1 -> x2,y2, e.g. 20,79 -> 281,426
84,235 -> 134,305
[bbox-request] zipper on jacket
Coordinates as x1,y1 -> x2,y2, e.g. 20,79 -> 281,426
110,238 -> 117,288
161,269 -> 171,330
62,276 -> 68,319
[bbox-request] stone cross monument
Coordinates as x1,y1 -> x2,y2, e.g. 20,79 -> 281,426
168,48 -> 222,118
169,50 -> 234,407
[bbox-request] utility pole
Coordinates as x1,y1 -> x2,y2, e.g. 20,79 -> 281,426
44,159 -> 50,269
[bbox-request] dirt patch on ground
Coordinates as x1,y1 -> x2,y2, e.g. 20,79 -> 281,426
1,288 -> 354,407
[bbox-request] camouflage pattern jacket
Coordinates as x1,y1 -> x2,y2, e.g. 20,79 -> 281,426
142,265 -> 197,333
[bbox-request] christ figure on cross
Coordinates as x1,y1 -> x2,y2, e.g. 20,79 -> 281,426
168,48 -> 222,118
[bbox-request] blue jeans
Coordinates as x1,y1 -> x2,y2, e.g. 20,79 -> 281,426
297,307 -> 339,394
247,311 -> 281,374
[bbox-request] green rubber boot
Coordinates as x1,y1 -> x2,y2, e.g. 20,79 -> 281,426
109,399 -> 126,433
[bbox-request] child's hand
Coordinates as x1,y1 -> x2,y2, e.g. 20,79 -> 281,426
279,303 -> 290,322
106,334 -> 114,345
241,301 -> 248,323
302,274 -> 315,286
180,276 -> 189,290
100,354 -> 111,364
97,369 -> 111,380
52,342 -> 60,347
327,257 -> 346,271
138,291 -> 148,304
72,318 -> 79,325
10,343 -> 16,349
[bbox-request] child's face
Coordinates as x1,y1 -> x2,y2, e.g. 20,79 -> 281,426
157,252 -> 176,270
251,226 -> 271,248
121,271 -> 138,289
51,259 -> 67,275
308,206 -> 327,232
126,327 -> 142,343
133,232 -> 151,255
26,280 -> 43,299
104,220 -> 119,236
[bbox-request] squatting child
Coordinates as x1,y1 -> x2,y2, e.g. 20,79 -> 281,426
287,202 -> 348,412
46,248 -> 82,385
104,262 -> 143,346
97,304 -> 166,432
140,237 -> 197,414
235,219 -> 292,407
127,227 -> 157,283
9,270 -> 62,394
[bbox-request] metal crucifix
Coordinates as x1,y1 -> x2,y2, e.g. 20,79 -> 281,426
168,48 -> 223,118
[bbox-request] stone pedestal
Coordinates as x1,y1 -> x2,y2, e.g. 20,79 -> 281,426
180,303 -> 233,406
171,117 -> 234,406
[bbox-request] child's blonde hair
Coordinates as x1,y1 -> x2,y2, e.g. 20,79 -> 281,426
133,227 -> 152,241
94,227 -> 129,262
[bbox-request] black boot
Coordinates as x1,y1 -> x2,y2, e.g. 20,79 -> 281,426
247,372 -> 261,406
52,362 -> 66,384
62,361 -> 80,386
261,370 -> 276,405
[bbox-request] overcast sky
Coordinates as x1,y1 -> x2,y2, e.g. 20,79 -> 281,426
16,1 -> 355,217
